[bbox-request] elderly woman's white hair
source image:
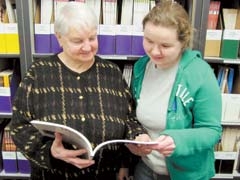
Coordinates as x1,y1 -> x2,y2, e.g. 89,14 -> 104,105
54,2 -> 98,35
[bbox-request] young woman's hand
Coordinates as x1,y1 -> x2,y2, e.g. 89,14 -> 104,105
126,134 -> 152,156
151,135 -> 176,156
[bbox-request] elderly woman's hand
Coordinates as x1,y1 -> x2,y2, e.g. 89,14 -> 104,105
51,132 -> 95,169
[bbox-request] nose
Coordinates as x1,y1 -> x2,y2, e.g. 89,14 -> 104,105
81,41 -> 91,51
152,45 -> 162,56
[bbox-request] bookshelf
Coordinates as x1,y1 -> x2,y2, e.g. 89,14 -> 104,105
0,0 -> 239,179
205,0 -> 240,179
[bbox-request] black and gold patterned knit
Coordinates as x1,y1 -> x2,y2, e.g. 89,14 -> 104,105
10,55 -> 145,180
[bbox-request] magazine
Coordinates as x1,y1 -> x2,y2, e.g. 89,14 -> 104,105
30,120 -> 157,159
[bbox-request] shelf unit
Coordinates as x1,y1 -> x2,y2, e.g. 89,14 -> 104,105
205,57 -> 240,65
0,171 -> 30,180
233,147 -> 240,180
205,0 -> 240,175
205,54 -> 240,179
214,151 -> 237,178
5,0 -> 210,67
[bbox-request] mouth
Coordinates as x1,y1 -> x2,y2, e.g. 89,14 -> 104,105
152,56 -> 164,62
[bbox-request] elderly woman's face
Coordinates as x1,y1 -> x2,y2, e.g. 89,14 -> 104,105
58,26 -> 98,63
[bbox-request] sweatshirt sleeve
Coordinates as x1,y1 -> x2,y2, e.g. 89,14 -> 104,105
163,60 -> 222,157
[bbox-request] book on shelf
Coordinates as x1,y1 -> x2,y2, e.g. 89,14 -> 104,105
0,69 -> 13,87
221,93 -> 240,124
85,0 -> 101,24
221,67 -> 229,93
150,0 -> 156,9
33,0 -> 40,24
2,126 -> 18,173
102,0 -> 118,25
131,24 -> 145,55
232,66 -> 240,94
4,23 -> 19,54
0,3 -> 4,23
204,1 -> 222,57
40,0 -> 53,24
49,0 -> 62,53
3,127 -> 17,152
5,0 -> 16,23
132,0 -> 150,25
50,24 -> 62,53
34,23 -> 51,53
2,151 -> 18,173
0,66 -> 19,113
97,24 -> 116,55
221,127 -> 240,152
0,85 -> 12,113
220,29 -> 240,59
122,64 -> 133,87
207,1 -> 221,29
235,147 -> 240,173
220,8 -> 240,59
218,66 -> 235,94
226,67 -> 234,94
217,66 -> 224,87
0,23 -> 7,54
235,9 -> 240,29
115,25 -> 132,55
16,151 -> 31,174
31,120 -> 157,159
53,0 -> 69,21
34,0 -> 52,53
3,0 -> 19,54
120,0 -> 134,25
222,8 -> 238,29
204,29 -> 222,57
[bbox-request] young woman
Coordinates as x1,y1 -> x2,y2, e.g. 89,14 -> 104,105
127,1 -> 222,180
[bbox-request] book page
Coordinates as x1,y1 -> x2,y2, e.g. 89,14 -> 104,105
31,120 -> 158,159
30,120 -> 93,159
92,139 -> 158,157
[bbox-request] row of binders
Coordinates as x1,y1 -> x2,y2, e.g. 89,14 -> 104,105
33,0 -> 155,55
34,24 -> 148,55
0,128 -> 31,174
204,1 -> 240,59
0,0 -> 156,55
33,0 -> 155,25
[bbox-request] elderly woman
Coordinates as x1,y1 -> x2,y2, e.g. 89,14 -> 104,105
10,2 -> 146,180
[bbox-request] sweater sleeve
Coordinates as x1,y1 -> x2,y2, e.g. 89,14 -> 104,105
9,67 -> 58,170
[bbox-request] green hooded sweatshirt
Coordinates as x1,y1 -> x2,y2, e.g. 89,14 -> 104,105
132,49 -> 222,180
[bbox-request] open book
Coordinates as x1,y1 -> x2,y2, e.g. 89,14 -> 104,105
31,120 -> 157,159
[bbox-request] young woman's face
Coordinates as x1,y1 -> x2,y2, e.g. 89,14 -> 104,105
58,26 -> 98,63
143,22 -> 183,69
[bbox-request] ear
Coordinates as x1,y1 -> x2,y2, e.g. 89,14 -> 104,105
55,32 -> 63,47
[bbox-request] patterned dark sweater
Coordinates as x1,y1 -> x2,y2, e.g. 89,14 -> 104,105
10,55 -> 145,179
